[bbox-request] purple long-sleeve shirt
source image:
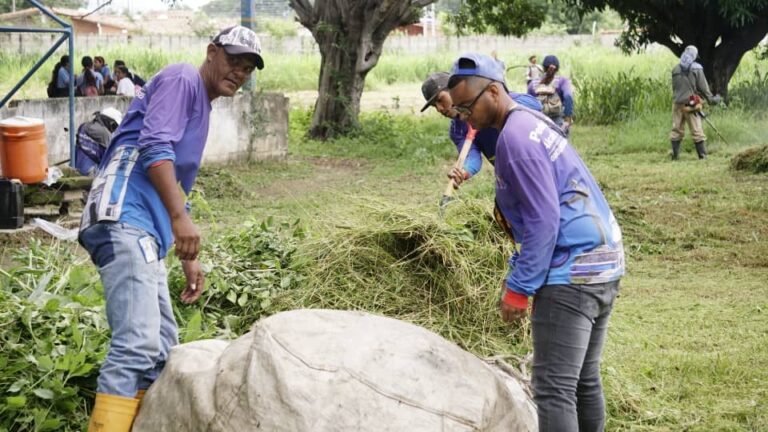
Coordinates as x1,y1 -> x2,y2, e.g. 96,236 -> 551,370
80,64 -> 212,258
495,108 -> 624,297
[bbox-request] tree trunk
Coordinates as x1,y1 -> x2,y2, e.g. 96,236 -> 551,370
289,0 -> 436,140
704,51 -> 741,102
700,18 -> 768,102
310,32 -> 370,139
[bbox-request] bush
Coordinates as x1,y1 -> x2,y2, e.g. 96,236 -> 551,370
729,68 -> 768,111
289,108 -> 455,174
574,70 -> 670,125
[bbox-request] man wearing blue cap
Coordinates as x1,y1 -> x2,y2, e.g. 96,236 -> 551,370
528,55 -> 574,133
79,25 -> 264,431
447,52 -> 624,432
420,71 -> 542,188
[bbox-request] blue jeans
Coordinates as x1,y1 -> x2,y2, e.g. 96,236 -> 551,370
531,281 -> 620,432
79,222 -> 178,397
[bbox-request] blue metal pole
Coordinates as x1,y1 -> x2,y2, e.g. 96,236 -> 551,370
0,33 -> 68,109
241,0 -> 255,91
0,27 -> 68,33
67,27 -> 75,169
27,0 -> 70,28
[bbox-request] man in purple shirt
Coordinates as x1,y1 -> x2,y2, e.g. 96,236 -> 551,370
448,53 -> 624,432
79,26 -> 264,431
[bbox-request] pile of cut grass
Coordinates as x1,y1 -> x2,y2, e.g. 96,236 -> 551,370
730,144 -> 768,173
275,198 -> 529,356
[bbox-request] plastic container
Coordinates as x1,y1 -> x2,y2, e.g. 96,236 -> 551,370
0,178 -> 24,229
0,116 -> 48,184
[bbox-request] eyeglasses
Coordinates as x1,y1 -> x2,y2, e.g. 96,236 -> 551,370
221,48 -> 256,74
451,81 -> 492,117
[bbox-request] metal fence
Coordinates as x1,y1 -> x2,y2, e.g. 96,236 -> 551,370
1,32 -> 620,56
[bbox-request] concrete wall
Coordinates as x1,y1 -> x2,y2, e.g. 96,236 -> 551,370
0,92 -> 288,174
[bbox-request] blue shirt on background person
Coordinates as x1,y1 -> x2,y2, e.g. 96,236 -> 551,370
450,92 -> 541,177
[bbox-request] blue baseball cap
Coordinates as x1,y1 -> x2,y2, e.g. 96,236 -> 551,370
448,53 -> 506,88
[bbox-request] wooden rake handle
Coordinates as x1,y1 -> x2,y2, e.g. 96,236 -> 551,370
443,126 -> 478,198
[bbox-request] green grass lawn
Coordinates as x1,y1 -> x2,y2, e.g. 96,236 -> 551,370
194,109 -> 768,431
1,108 -> 766,430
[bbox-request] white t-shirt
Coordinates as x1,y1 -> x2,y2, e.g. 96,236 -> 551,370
116,77 -> 136,97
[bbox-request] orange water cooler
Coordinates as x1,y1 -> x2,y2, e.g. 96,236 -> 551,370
0,116 -> 49,184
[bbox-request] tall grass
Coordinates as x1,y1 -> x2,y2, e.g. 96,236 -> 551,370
3,44 -> 768,126
574,71 -> 670,124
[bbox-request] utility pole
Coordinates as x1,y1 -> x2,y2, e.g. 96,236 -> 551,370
241,0 -> 255,91
12,0 -> 16,13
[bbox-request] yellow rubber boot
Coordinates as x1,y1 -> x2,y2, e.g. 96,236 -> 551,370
87,393 -> 140,432
135,389 -> 147,410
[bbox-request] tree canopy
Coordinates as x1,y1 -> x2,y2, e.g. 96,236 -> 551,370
454,0 -> 768,97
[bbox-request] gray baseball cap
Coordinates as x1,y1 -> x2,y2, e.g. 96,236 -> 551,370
212,26 -> 264,70
420,72 -> 450,112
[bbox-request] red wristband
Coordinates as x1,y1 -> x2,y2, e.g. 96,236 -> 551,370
503,290 -> 528,309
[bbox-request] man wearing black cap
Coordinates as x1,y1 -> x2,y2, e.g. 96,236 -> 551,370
528,55 -> 575,133
79,25 -> 264,431
421,71 -> 542,188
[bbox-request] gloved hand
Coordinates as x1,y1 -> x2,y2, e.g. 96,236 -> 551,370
499,279 -> 528,323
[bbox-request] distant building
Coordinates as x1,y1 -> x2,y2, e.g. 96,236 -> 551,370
137,10 -> 198,35
0,7 -> 135,35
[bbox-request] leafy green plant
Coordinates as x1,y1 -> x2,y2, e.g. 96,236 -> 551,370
0,217 -> 305,429
170,217 -> 306,339
0,240 -> 107,431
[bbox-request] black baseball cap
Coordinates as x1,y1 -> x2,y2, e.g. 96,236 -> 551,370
420,72 -> 450,112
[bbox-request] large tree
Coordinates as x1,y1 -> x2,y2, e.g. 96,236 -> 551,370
289,0 -> 547,139
568,0 -> 768,99
289,0 -> 436,139
457,0 -> 768,99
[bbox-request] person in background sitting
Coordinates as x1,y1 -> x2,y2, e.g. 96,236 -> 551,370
48,54 -> 70,98
115,65 -> 136,97
114,60 -> 146,87
77,56 -> 103,97
95,56 -> 112,84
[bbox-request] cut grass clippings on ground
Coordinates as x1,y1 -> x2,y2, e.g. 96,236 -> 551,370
730,145 -> 768,174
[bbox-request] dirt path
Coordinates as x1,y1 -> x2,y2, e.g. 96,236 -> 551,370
285,83 -> 427,113
254,157 -> 367,199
